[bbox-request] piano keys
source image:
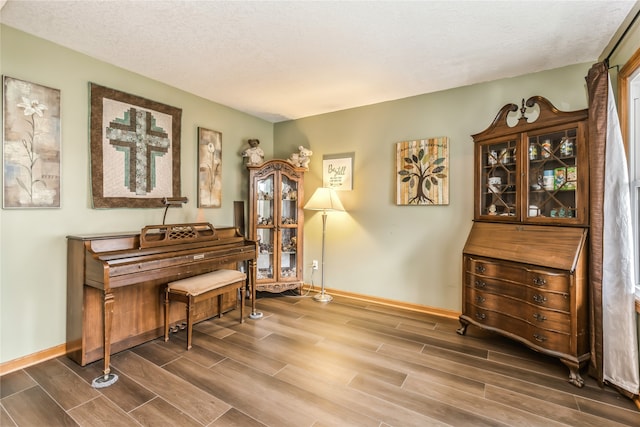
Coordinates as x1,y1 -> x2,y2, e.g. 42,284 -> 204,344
66,224 -> 257,378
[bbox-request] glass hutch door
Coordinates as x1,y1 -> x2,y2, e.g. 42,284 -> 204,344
526,127 -> 582,223
279,175 -> 299,279
479,138 -> 519,219
256,175 -> 274,280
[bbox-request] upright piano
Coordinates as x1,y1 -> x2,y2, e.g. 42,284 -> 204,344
66,223 -> 257,377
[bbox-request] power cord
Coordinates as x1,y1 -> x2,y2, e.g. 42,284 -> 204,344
281,265 -> 316,298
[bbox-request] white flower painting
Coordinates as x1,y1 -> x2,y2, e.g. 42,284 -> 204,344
197,127 -> 222,208
3,77 -> 61,208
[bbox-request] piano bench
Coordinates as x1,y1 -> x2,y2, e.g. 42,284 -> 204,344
164,269 -> 246,350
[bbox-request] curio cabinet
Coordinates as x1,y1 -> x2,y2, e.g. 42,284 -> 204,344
248,160 -> 305,293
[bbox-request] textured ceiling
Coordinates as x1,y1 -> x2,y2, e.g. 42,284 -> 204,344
0,1 -> 637,122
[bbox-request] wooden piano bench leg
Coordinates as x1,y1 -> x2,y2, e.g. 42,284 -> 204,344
163,286 -> 170,342
186,295 -> 194,350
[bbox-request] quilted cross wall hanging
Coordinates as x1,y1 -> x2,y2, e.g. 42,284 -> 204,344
90,83 -> 182,208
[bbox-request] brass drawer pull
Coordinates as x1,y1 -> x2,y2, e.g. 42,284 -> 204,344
533,313 -> 547,322
532,277 -> 547,286
533,294 -> 547,304
475,265 -> 486,273
533,334 -> 547,343
475,312 -> 486,320
474,279 -> 487,289
475,295 -> 485,303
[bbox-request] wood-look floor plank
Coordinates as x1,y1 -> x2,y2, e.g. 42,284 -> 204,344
349,373 -> 507,427
0,405 -> 17,427
353,339 -> 486,396
348,317 -> 490,359
67,395 -> 136,427
251,309 -> 398,353
59,357 -> 157,413
210,408 -> 267,427
574,394 -> 640,425
110,351 -> 230,425
275,363 -> 451,427
190,329 -> 287,376
417,340 -> 637,411
227,331 -> 359,384
150,333 -> 228,368
377,342 -> 584,411
403,372 -> 569,427
129,396 -> 204,427
210,357 -> 381,427
484,384 -> 632,427
24,359 -> 100,410
310,338 -> 408,387
250,315 -> 325,345
1,386 -> 78,426
0,370 -> 36,399
131,339 -> 183,366
487,347 -> 569,378
164,356 -> 321,427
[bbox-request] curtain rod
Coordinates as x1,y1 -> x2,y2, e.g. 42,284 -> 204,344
605,8 -> 640,68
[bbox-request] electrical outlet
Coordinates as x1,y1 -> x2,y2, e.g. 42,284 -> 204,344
312,260 -> 318,270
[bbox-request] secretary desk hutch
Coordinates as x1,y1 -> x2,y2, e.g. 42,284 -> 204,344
458,96 -> 590,387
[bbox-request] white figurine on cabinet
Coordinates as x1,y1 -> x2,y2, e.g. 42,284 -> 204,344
287,146 -> 313,169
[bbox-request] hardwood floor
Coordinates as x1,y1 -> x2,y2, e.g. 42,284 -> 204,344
2,293 -> 639,426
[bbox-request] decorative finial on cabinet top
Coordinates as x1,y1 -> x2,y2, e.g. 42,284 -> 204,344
519,98 -> 528,121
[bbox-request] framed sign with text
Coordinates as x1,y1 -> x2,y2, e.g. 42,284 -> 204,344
322,152 -> 354,191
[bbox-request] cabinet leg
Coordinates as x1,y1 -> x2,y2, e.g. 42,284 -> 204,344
456,318 -> 469,336
561,358 -> 585,388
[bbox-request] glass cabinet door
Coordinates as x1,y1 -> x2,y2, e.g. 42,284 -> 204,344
279,175 -> 298,280
256,175 -> 274,280
526,128 -> 579,221
479,139 -> 518,218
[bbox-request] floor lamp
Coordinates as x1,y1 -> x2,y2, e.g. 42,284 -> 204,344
304,187 -> 345,302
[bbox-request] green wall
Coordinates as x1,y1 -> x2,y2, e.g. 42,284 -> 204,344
1,23 -> 595,365
275,64 -> 591,313
0,25 -> 273,364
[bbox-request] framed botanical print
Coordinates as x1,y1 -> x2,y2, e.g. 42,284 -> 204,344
396,137 -> 449,205
90,83 -> 182,208
197,127 -> 222,208
3,76 -> 61,208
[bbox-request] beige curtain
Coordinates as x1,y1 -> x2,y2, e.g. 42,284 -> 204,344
586,61 -> 639,399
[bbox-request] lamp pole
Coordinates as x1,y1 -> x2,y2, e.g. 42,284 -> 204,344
314,209 -> 332,302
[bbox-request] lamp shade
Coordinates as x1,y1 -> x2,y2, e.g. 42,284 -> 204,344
304,187 -> 345,212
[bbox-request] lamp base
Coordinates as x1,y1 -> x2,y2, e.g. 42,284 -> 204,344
313,292 -> 333,303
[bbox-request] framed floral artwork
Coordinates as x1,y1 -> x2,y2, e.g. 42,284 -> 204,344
90,83 -> 182,208
396,136 -> 449,205
3,76 -> 61,208
197,127 -> 222,208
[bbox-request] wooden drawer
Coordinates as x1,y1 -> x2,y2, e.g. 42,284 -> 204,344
465,303 -> 571,354
466,273 -> 570,312
468,289 -> 571,333
467,257 -> 523,282
524,268 -> 570,293
467,257 -> 570,293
